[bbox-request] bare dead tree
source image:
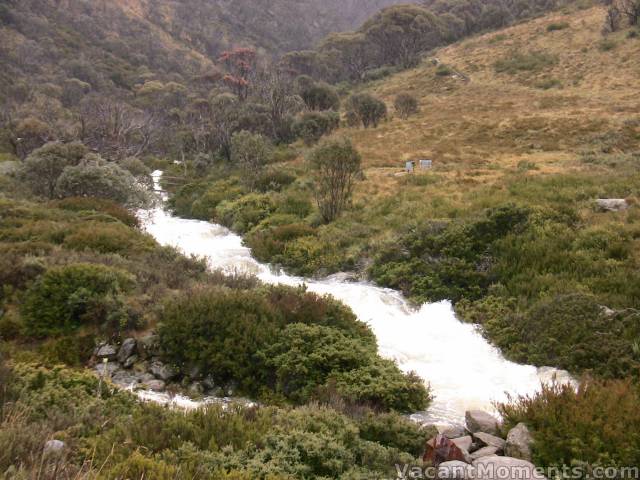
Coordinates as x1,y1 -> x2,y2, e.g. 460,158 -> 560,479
79,96 -> 160,160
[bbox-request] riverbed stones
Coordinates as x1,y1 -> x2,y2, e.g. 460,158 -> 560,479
94,343 -> 117,361
438,461 -> 476,479
465,410 -> 500,435
123,354 -> 138,369
470,446 -> 500,460
473,432 -> 506,451
505,423 -> 533,461
150,360 -> 177,381
473,456 -> 545,480
439,424 -> 467,439
424,435 -> 469,465
117,338 -> 137,363
452,436 -> 473,453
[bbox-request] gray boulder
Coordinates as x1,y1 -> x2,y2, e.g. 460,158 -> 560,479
123,355 -> 138,369
470,446 -> 500,460
439,424 -> 467,439
43,440 -> 65,458
465,410 -> 500,435
596,199 -> 629,212
473,432 -> 506,451
111,371 -> 140,389
438,461 -> 476,480
473,456 -> 546,480
505,423 -> 533,461
150,361 -> 177,381
94,343 -> 117,361
452,436 -> 473,453
117,338 -> 137,363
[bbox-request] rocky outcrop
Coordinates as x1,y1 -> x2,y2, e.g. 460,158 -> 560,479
438,461 -> 476,480
43,440 -> 65,458
473,432 -> 506,451
424,411 -> 537,473
94,343 -> 117,361
473,456 -> 546,480
470,446 -> 500,460
596,199 -> 629,212
452,436 -> 473,452
505,423 -> 533,461
424,435 -> 470,465
117,338 -> 137,363
465,410 -> 500,435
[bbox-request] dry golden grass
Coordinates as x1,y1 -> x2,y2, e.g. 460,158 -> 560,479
335,5 -> 640,203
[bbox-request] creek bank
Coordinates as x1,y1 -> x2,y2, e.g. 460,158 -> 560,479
91,336 -> 253,408
425,410 -> 541,479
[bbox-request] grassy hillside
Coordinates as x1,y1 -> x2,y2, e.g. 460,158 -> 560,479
167,3 -> 640,378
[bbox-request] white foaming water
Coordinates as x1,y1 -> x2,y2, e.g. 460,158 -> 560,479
139,171 -> 572,425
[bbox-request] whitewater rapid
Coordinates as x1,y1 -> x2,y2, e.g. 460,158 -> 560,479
139,171 -> 572,425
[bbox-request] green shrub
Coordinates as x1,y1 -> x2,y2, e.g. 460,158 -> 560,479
484,293 -> 640,378
254,169 -> 296,193
494,51 -> 558,74
371,204 -> 530,303
51,196 -> 139,227
499,380 -> 640,468
21,263 -> 134,337
599,38 -> 617,51
248,223 -> 317,263
158,287 -> 425,411
216,193 -> 275,234
435,64 -> 453,76
63,221 -> 155,255
293,111 -> 340,145
189,180 -> 246,220
158,287 -> 283,394
546,22 -> 569,32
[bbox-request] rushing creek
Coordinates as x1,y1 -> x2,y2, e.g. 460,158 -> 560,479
138,171 -> 573,426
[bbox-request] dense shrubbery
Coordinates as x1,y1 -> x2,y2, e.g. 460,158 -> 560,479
293,111 -> 340,145
21,263 -> 134,337
483,294 -> 640,378
371,204 -> 530,303
51,197 -> 139,227
499,380 -> 640,469
1,361 -> 430,479
158,286 -> 429,411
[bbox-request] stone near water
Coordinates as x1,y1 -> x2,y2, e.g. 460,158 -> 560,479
452,436 -> 473,453
117,338 -> 137,363
439,424 -> 466,439
505,423 -> 533,461
95,343 -> 117,360
424,435 -> 470,465
596,199 -> 629,212
150,360 -> 177,381
466,410 -> 500,435
43,439 -> 65,457
470,446 -> 500,460
473,432 -> 506,451
123,355 -> 138,369
473,456 -> 546,480
438,461 -> 476,480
